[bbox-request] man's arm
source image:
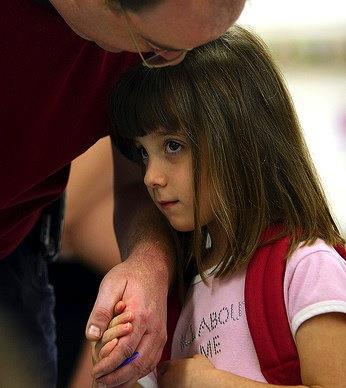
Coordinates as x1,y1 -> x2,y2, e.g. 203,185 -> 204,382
86,146 -> 176,387
113,143 -> 175,265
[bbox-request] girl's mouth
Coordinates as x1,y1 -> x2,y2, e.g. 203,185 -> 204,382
158,200 -> 179,209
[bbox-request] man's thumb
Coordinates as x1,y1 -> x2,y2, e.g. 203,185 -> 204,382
85,281 -> 122,340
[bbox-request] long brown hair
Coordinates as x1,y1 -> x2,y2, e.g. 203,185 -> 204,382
110,25 -> 344,278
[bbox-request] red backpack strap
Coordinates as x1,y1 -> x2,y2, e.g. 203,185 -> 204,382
245,228 -> 302,384
159,287 -> 181,363
335,245 -> 346,261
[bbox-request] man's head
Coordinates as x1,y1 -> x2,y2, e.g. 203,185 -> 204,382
50,0 -> 245,55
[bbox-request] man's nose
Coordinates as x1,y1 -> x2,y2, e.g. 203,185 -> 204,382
153,49 -> 188,65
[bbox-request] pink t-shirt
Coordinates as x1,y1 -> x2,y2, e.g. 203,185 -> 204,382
170,239 -> 346,383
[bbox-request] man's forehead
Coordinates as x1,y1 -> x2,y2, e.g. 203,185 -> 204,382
129,0 -> 243,50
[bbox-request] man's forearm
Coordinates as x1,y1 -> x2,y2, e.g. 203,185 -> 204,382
113,147 -> 176,283
116,183 -> 175,282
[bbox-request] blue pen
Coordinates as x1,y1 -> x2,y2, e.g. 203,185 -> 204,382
115,351 -> 140,370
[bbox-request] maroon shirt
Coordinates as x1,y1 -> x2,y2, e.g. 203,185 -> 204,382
0,0 -> 139,258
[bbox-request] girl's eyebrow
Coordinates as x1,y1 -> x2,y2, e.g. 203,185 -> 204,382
156,129 -> 172,136
156,128 -> 184,136
135,128 -> 185,143
134,132 -> 167,144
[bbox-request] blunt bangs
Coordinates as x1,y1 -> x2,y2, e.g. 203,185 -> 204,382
109,63 -> 197,161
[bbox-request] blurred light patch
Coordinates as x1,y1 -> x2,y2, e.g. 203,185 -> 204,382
238,0 -> 346,235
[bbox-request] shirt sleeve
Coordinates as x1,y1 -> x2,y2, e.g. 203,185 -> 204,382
137,371 -> 158,388
284,242 -> 346,337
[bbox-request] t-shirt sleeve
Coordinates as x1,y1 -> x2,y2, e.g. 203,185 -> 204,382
284,242 -> 346,337
137,371 -> 158,388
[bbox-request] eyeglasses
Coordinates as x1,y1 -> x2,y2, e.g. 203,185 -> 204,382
120,7 -> 189,68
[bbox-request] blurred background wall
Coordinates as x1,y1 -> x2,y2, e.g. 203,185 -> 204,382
238,0 -> 346,236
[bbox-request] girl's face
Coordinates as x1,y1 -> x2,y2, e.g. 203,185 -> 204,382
135,129 -> 213,232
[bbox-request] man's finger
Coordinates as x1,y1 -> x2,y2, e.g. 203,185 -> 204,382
92,322 -> 146,378
95,331 -> 164,386
85,273 -> 127,340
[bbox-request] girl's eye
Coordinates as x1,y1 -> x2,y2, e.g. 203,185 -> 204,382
138,146 -> 148,160
165,140 -> 182,154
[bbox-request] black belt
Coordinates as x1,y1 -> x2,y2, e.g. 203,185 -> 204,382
28,193 -> 66,263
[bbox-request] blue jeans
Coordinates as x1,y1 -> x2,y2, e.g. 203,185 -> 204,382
0,231 -> 57,388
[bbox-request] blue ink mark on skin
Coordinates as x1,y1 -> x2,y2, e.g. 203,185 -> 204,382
115,351 -> 140,370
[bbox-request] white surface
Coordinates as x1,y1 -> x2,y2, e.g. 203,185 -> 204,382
236,1 -> 346,236
239,0 -> 346,37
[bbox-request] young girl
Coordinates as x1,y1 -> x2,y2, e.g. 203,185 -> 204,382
95,25 -> 346,387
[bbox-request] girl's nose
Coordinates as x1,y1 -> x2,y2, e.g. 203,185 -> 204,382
144,162 -> 167,188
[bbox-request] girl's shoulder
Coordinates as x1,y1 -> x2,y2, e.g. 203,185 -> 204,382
284,239 -> 346,336
287,239 -> 345,266
286,239 -> 346,282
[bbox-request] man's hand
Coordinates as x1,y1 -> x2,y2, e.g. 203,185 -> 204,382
86,243 -> 170,387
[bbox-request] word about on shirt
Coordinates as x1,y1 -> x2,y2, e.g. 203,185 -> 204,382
179,301 -> 245,358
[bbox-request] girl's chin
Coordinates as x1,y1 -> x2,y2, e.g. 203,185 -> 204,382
169,222 -> 195,233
